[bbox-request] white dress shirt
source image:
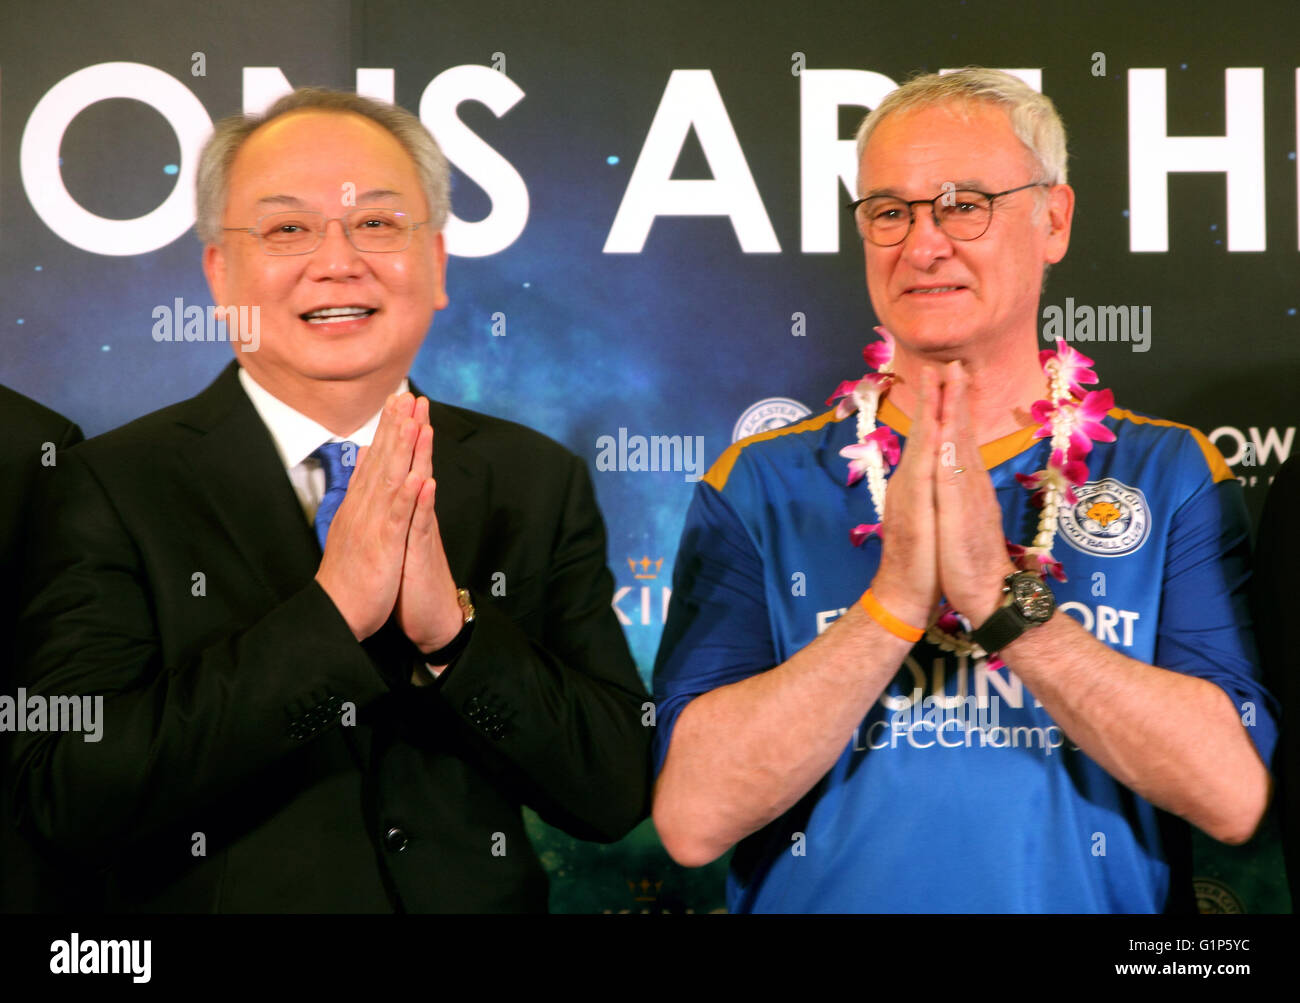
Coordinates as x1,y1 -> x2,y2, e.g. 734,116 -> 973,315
238,366 -> 408,524
239,367 -> 442,681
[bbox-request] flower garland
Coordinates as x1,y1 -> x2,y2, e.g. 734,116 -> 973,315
827,327 -> 1115,666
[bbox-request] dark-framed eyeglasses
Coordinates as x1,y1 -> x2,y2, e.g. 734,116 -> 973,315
222,208 -> 430,255
845,182 -> 1050,246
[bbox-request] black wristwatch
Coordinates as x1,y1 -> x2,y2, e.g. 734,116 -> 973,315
423,587 -> 476,666
969,571 -> 1056,655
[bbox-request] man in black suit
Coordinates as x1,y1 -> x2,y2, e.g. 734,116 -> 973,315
0,387 -> 82,672
1253,455 -> 1298,910
9,88 -> 651,912
0,387 -> 83,912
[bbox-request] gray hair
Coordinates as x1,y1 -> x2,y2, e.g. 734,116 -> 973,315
854,67 -> 1068,192
195,87 -> 450,244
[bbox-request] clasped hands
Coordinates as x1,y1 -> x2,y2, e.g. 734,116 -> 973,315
871,361 -> 1019,634
314,392 -> 463,662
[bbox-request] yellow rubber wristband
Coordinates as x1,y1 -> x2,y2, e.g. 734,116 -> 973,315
860,588 -> 924,643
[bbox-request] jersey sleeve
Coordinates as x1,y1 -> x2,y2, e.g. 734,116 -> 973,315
1153,455 -> 1279,768
651,479 -> 775,775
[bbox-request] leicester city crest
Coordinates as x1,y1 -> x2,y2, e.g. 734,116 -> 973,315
1058,478 -> 1151,557
732,397 -> 812,443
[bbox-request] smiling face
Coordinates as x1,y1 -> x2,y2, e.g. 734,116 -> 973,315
203,109 -> 447,404
857,100 -> 1072,359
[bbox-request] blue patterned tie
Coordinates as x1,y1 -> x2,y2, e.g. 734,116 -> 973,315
312,441 -> 357,550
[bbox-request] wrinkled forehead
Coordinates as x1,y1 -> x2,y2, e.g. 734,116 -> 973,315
227,110 -> 422,211
857,99 -> 1035,193
239,108 -> 409,157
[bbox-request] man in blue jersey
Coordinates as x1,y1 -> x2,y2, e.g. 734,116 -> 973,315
650,68 -> 1276,913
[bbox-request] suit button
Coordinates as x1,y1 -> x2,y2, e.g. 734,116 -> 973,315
383,827 -> 409,852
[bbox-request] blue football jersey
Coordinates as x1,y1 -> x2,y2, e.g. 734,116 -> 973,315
653,398 -> 1277,913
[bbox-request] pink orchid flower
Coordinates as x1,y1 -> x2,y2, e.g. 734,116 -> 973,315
1050,448 -> 1089,484
1039,339 -> 1098,397
826,378 -> 862,417
839,442 -> 875,485
862,326 -> 895,372
826,373 -> 894,419
1013,470 -> 1045,493
1072,389 -> 1116,450
864,426 -> 901,465
1038,555 -> 1068,582
850,523 -> 881,546
840,427 -> 900,485
1030,388 -> 1115,464
861,372 -> 895,393
1015,550 -> 1067,583
1029,398 -> 1057,430
1008,543 -> 1066,581
1043,388 -> 1115,456
1047,448 -> 1089,504
935,605 -> 964,634
1012,470 -> 1054,507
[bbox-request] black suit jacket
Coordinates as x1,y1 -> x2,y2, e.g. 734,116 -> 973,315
1253,455 -> 1298,910
0,386 -> 83,912
10,362 -> 651,912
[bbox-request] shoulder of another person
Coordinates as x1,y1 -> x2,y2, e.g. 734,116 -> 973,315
1268,454 -> 1300,494
60,398 -> 205,469
50,367 -> 250,480
0,384 -> 79,441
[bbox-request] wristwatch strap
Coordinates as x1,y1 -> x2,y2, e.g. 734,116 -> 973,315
969,604 -> 1032,654
424,587 -> 475,665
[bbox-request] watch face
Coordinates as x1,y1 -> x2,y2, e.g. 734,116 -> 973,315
1010,575 -> 1055,622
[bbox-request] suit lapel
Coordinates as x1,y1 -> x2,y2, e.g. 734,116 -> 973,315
171,366 -> 490,601
177,363 -> 322,601
417,391 -> 491,585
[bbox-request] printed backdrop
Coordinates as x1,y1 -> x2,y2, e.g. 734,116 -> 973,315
1,0 -> 1295,912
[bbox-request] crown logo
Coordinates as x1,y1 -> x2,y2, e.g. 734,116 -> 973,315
628,556 -> 664,580
627,877 -> 663,902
